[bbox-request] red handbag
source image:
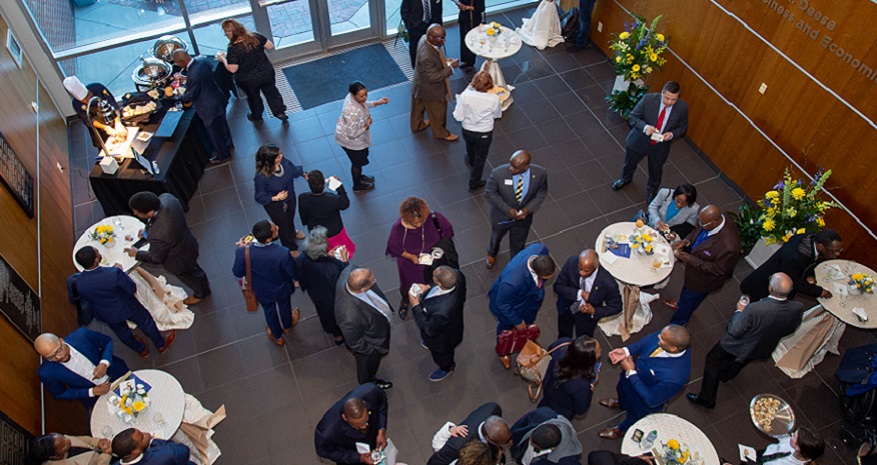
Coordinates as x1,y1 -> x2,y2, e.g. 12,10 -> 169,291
495,324 -> 541,356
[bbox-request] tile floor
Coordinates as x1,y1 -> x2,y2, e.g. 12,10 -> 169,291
68,7 -> 862,464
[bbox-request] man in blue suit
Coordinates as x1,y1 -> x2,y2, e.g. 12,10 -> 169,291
173,50 -> 233,164
111,428 -> 195,465
489,243 -> 557,369
554,249 -> 622,339
34,329 -> 130,409
68,246 -> 175,358
597,325 -> 691,439
232,220 -> 300,346
314,382 -> 388,465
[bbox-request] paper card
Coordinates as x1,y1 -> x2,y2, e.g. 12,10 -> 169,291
650,132 -> 664,142
327,176 -> 342,191
419,253 -> 434,265
601,251 -> 618,264
739,444 -> 757,462
356,442 -> 371,454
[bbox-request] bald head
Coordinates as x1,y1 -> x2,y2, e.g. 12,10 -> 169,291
698,205 -> 722,231
172,49 -> 191,69
578,249 -> 600,278
347,268 -> 375,293
659,325 -> 691,353
34,333 -> 61,357
426,24 -> 447,47
342,397 -> 367,420
509,150 -> 531,175
769,272 -> 793,298
482,415 -> 511,445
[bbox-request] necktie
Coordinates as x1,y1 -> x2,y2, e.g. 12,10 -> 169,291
436,47 -> 451,99
691,228 -> 710,250
422,0 -> 431,22
650,106 -> 667,146
365,292 -> 392,321
515,175 -> 523,204
536,278 -> 543,290
570,277 -> 588,313
649,347 -> 664,357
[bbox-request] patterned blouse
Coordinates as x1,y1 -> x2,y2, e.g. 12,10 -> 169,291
334,93 -> 377,150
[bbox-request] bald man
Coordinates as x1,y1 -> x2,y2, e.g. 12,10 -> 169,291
315,383 -> 388,465
554,249 -> 622,339
688,273 -> 804,408
172,49 -> 233,164
665,204 -> 741,325
484,150 -> 549,267
34,329 -> 129,409
411,24 -> 460,141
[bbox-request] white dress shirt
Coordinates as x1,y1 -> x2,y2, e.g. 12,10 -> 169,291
63,345 -> 109,397
453,87 -> 502,133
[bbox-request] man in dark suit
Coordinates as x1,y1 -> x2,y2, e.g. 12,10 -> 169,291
484,150 -> 549,268
597,325 -> 691,439
335,267 -> 393,389
510,407 -> 582,465
34,329 -> 130,409
232,220 -> 301,346
125,192 -> 210,305
400,0 -> 443,67
554,249 -> 622,339
410,266 -> 467,382
411,25 -> 459,141
68,246 -> 175,358
314,383 -> 388,465
740,229 -> 843,301
688,273 -> 804,408
111,428 -> 195,465
612,81 -> 689,202
586,451 -> 650,465
428,403 -> 509,465
172,49 -> 233,164
664,204 -> 741,325
489,243 -> 557,368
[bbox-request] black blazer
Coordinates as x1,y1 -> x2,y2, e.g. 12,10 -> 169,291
179,57 -> 227,125
412,270 -> 466,353
625,93 -> 689,155
298,186 -> 350,237
740,233 -> 826,301
401,0 -> 443,29
314,383 -> 388,465
334,266 -> 392,356
428,402 -> 502,465
553,258 -> 622,335
295,254 -> 348,311
720,297 -> 805,363
484,164 -> 549,225
135,193 -> 200,275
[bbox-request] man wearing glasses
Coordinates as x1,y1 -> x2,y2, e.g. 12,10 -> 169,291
34,329 -> 130,409
411,24 -> 461,142
664,204 -> 741,325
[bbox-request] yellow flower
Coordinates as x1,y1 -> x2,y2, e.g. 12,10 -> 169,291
133,401 -> 147,412
782,233 -> 793,242
487,29 -> 495,36
649,53 -> 658,61
645,66 -> 653,73
765,237 -> 777,246
616,56 -> 622,63
816,217 -> 825,227
632,64 -> 641,72
787,208 -> 797,218
656,33 -> 665,42
853,273 -> 864,280
631,242 -> 640,249
796,228 -> 806,234
765,190 -> 779,199
763,218 -> 775,231
619,32 -> 630,39
667,439 -> 680,450
645,244 -> 653,253
791,187 -> 806,200
642,234 -> 652,242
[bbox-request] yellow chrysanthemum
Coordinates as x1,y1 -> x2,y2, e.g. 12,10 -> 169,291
667,439 -> 680,450
632,64 -> 641,72
619,32 -> 630,39
642,234 -> 652,242
631,242 -> 640,249
816,217 -> 825,227
616,56 -> 622,63
853,273 -> 864,280
645,66 -> 653,73
649,53 -> 658,61
763,218 -> 775,231
656,33 -> 665,42
791,187 -> 806,200
765,190 -> 780,199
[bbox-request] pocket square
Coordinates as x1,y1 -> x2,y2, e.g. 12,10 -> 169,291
704,251 -> 712,257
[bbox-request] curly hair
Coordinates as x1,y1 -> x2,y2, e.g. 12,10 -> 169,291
471,71 -> 494,92
556,335 -> 598,383
255,144 -> 282,177
458,440 -> 500,465
399,196 -> 430,225
221,19 -> 261,50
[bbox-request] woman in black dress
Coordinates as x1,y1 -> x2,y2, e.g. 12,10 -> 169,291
454,0 -> 485,69
296,227 -> 349,345
216,19 -> 289,124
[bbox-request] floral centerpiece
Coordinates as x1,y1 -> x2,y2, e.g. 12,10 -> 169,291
756,167 -> 839,246
486,21 -> 503,36
608,16 -> 668,81
110,376 -> 152,424
89,225 -> 116,247
659,439 -> 693,465
849,273 -> 875,295
630,219 -> 655,255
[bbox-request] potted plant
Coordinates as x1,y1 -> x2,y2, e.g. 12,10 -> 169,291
605,15 -> 669,117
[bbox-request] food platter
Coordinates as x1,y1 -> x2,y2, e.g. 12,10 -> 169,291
750,393 -> 795,437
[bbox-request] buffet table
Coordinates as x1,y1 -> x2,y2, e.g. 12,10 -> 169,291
89,105 -> 211,217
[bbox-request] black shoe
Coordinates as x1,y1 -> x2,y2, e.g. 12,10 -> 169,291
468,180 -> 486,192
279,117 -> 290,126
566,44 -> 588,53
247,113 -> 263,122
360,174 -> 375,182
686,393 -> 715,409
208,157 -> 230,165
353,182 -> 375,192
398,302 -> 409,320
375,379 -> 393,389
646,191 -> 657,204
611,179 -> 629,191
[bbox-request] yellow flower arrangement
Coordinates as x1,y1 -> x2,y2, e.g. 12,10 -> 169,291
608,15 -> 669,81
89,224 -> 116,245
849,273 -> 875,294
661,439 -> 694,465
619,31 -> 630,39
763,218 -> 775,231
755,168 -> 838,246
486,21 -> 503,37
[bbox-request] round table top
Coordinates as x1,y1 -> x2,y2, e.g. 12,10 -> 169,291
91,369 -> 185,440
816,259 -> 877,329
74,215 -> 148,272
465,24 -> 522,60
621,413 -> 719,465
595,222 -> 675,287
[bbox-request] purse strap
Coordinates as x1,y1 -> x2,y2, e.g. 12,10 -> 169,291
245,245 -> 253,290
545,341 -> 572,356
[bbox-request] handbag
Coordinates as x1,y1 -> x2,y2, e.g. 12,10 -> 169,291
517,341 -> 572,402
241,246 -> 259,312
559,6 -> 580,42
495,324 -> 541,356
422,212 -> 460,282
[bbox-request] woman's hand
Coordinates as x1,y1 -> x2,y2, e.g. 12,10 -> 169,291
377,97 -> 390,105
403,252 -> 420,265
273,190 -> 288,202
365,116 -> 372,129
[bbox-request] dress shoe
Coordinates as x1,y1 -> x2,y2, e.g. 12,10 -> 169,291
375,379 -> 393,389
442,134 -> 459,142
687,393 -> 716,409
598,427 -> 624,440
663,299 -> 679,310
183,296 -> 202,305
208,157 -> 230,166
360,174 -> 375,182
353,182 -> 375,192
421,340 -> 429,350
134,336 -> 150,358
334,336 -> 345,346
266,326 -> 285,346
157,330 -> 176,354
468,180 -> 487,192
246,113 -> 263,122
398,302 -> 409,320
646,191 -> 657,204
611,179 -> 630,191
485,254 -> 496,269
599,398 -> 620,409
499,355 -> 511,369
283,308 -> 302,334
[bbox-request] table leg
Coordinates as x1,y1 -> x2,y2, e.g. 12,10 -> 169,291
481,59 -> 515,110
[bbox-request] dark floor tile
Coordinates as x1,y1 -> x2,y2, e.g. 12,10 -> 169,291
534,116 -> 578,145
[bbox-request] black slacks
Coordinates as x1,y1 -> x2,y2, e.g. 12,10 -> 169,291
557,309 -> 597,339
176,261 -> 211,299
430,348 -> 456,372
698,342 -> 747,406
407,22 -> 430,67
236,72 -> 287,119
355,351 -> 384,384
463,128 -> 492,189
620,143 -> 670,194
487,214 -> 533,258
263,200 -> 298,251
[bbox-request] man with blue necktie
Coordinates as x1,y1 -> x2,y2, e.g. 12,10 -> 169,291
664,204 -> 741,325
597,325 -> 691,440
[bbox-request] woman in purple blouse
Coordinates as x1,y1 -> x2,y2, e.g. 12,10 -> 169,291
385,196 -> 454,319
254,143 -> 305,252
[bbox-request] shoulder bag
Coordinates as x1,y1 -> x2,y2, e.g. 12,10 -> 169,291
241,246 -> 259,312
422,211 -> 460,282
517,340 -> 572,402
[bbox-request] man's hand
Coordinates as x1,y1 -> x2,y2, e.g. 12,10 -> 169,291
580,303 -> 595,315
514,321 -> 527,331
138,228 -> 145,239
662,132 -> 673,142
672,240 -> 687,252
806,276 -> 817,285
656,221 -> 668,231
454,1 -> 464,9
93,362 -> 108,379
820,289 -> 833,299
93,382 -> 111,396
376,429 -> 388,451
450,59 -> 460,69
581,290 -> 590,302
409,290 -> 421,307
674,250 -> 691,263
124,247 -> 138,258
620,356 -> 635,372
735,299 -> 747,312
360,453 -> 376,465
507,208 -> 519,219
97,438 -> 112,454
644,125 -> 658,135
608,348 -> 627,364
516,208 -> 529,220
450,424 -> 469,437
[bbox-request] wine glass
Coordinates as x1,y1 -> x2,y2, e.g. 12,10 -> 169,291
101,425 -> 113,438
113,217 -> 124,231
153,411 -> 166,427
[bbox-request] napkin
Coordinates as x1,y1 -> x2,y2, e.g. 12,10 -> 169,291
833,282 -> 848,296
853,307 -> 868,322
826,264 -> 845,280
739,444 -> 757,462
601,251 -> 618,265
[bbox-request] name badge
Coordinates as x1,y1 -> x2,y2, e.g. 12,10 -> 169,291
504,179 -> 513,186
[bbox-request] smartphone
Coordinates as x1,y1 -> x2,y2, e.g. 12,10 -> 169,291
631,429 -> 644,443
133,238 -> 148,249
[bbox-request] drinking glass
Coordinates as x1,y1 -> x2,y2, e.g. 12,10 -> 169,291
113,217 -> 124,231
101,425 -> 113,438
153,411 -> 166,427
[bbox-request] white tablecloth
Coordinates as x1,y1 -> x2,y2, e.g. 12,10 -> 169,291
621,413 -> 719,465
465,24 -> 522,110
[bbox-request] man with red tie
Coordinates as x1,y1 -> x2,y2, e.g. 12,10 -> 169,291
611,81 -> 689,203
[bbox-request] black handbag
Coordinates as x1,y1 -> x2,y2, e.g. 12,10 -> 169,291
559,6 -> 580,42
423,212 -> 460,282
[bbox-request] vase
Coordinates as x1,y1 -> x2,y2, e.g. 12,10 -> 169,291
103,238 -> 116,249
850,285 -> 862,296
744,237 -> 781,269
612,74 -> 645,93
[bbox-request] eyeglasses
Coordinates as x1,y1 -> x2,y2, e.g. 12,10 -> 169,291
428,35 -> 447,41
698,218 -> 716,228
44,344 -> 65,362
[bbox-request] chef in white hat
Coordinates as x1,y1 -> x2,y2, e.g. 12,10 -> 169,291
63,76 -> 127,147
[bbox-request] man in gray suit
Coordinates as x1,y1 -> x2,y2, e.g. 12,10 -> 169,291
410,24 -> 460,141
612,81 -> 689,202
687,272 -> 804,409
124,192 -> 210,305
484,150 -> 549,268
334,267 -> 393,389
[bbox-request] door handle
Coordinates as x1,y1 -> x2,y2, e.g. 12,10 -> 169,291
258,0 -> 295,7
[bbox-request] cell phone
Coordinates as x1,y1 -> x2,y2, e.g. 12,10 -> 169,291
133,238 -> 148,249
631,429 -> 644,443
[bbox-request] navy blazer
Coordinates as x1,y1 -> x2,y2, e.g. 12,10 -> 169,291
179,57 -> 227,124
232,242 -> 296,303
538,338 -> 594,420
314,383 -> 388,465
67,266 -> 147,324
37,328 -> 129,408
112,439 -> 195,465
625,92 -> 689,155
510,407 -> 582,465
427,402 -> 502,465
617,331 -> 690,419
489,244 -> 550,327
553,258 -> 622,330
412,270 -> 467,353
